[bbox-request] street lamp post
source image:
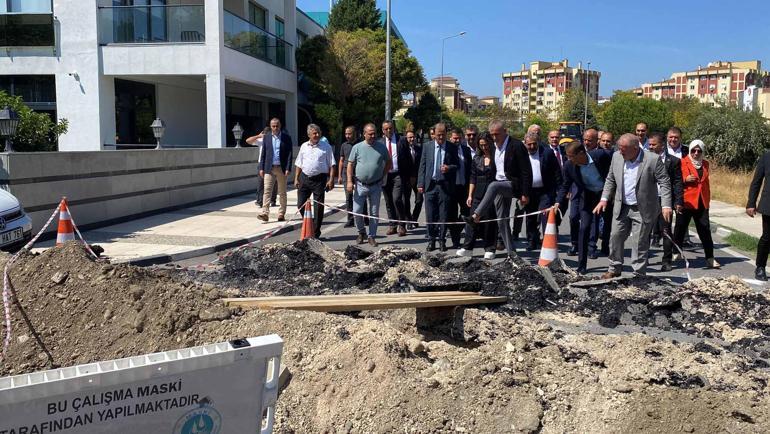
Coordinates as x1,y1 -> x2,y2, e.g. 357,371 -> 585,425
150,117 -> 165,150
0,106 -> 20,153
385,0 -> 391,121
232,122 -> 243,148
440,31 -> 466,119
584,61 -> 591,129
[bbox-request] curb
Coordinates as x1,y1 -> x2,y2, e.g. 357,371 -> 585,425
122,202 -> 346,267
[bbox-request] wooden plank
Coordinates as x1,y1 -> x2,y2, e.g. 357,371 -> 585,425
224,292 -> 508,312
222,291 -> 483,306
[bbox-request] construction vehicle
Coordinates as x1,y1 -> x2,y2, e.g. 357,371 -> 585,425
559,121 -> 583,141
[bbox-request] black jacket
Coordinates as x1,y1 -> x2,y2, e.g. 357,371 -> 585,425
748,150 -> 770,215
417,140 -> 459,192
531,145 -> 563,199
470,154 -> 496,201
503,137 -> 533,198
663,154 -> 685,208
259,132 -> 294,173
397,139 -> 421,179
555,148 -> 612,209
457,143 -> 473,186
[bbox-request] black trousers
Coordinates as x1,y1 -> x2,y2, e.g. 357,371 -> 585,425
758,214 -> 770,268
404,177 -> 423,222
464,196 -> 497,251
524,188 -> 554,244
512,205 -> 525,240
296,173 -> 328,238
577,191 -> 602,271
449,183 -> 470,245
424,181 -> 452,241
383,172 -> 407,228
659,210 -> 675,264
673,203 -> 714,260
600,203 -> 613,253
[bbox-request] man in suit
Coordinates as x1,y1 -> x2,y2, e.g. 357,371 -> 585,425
417,122 -> 458,252
747,150 -> 770,281
381,120 -> 408,236
401,130 -> 423,229
466,120 -> 532,258
449,128 -> 473,249
594,134 -> 672,278
666,127 -> 688,159
512,124 -> 546,241
522,132 -> 562,251
464,125 -> 479,158
648,133 -> 684,271
636,122 -> 650,150
554,142 -> 612,274
257,118 -> 293,222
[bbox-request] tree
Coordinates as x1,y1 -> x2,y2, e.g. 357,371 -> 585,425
296,29 -> 426,133
471,105 -> 520,132
405,92 -> 444,138
327,0 -> 381,32
597,91 -> 673,138
557,88 -> 598,129
663,96 -> 706,141
447,110 -> 469,130
689,105 -> 770,170
0,91 -> 68,152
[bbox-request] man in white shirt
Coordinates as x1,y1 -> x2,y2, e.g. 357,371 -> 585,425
594,134 -> 672,277
294,124 -> 335,238
666,126 -> 688,159
381,120 -> 408,236
522,132 -> 562,251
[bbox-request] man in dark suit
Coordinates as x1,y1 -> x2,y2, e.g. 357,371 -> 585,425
417,122 -> 458,252
381,120 -> 408,236
554,142 -> 612,274
257,118 -> 293,222
449,128 -> 473,249
747,149 -> 770,281
400,130 -> 422,229
522,132 -> 562,251
466,120 -> 532,258
649,133 -> 684,271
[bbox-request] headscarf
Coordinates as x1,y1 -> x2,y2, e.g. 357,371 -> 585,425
688,139 -> 706,169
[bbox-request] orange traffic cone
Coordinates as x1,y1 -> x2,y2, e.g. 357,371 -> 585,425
538,208 -> 559,267
56,197 -> 76,245
300,201 -> 315,240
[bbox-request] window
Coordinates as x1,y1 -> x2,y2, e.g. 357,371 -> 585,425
546,92 -> 553,96
114,78 -> 157,145
248,1 -> 266,29
689,85 -> 695,90
3,0 -> 51,13
0,75 -> 56,118
275,17 -> 285,38
0,4 -> 54,46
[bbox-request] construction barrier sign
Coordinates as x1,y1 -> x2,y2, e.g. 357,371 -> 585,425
0,335 -> 283,434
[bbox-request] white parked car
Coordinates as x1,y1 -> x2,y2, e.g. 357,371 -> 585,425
0,189 -> 33,251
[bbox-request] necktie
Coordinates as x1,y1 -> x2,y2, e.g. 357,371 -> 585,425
434,145 -> 442,180
553,147 -> 563,168
411,147 -> 415,162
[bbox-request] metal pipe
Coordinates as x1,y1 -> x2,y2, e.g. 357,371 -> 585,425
385,0 -> 391,121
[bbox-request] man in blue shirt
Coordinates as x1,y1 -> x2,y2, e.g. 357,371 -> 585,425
257,118 -> 293,222
554,141 -> 612,274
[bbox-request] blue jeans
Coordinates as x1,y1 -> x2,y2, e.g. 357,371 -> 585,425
353,181 -> 382,238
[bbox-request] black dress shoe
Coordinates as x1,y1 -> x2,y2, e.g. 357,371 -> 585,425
426,241 -> 436,252
661,262 -> 673,272
496,241 -> 506,251
440,241 -> 448,252
526,241 -> 538,251
576,267 -> 587,275
344,220 -> 355,228
568,246 -> 578,256
589,250 -> 599,260
756,267 -> 768,281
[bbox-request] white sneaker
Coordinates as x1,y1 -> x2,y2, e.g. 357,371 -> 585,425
707,258 -> 721,269
456,248 -> 472,257
673,253 -> 682,262
483,251 -> 495,260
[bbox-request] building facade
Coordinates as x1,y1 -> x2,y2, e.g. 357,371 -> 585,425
429,75 -> 466,112
632,61 -> 767,106
501,59 -> 600,120
0,0 -> 323,151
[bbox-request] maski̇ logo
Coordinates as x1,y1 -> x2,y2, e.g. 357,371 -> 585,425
174,397 -> 222,434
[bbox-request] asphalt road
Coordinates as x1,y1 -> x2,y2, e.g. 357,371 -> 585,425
174,201 -> 764,289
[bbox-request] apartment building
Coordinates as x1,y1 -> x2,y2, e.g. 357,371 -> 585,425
501,59 -> 600,120
632,61 -> 767,106
0,0 -> 323,151
429,75 -> 466,112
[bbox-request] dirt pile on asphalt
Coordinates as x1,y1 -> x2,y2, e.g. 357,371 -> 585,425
1,240 -> 769,432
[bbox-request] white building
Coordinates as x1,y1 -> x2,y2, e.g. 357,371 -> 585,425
0,0 -> 323,150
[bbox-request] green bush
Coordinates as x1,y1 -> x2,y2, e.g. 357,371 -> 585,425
597,91 -> 673,138
689,105 -> 770,171
0,91 -> 68,152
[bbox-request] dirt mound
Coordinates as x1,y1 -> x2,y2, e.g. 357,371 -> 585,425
0,243 -> 231,376
2,241 -> 770,432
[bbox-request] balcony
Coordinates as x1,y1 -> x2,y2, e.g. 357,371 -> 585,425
0,13 -> 55,46
223,10 -> 293,71
98,5 -> 205,44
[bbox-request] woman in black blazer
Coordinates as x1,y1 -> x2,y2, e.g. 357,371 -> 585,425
748,150 -> 770,281
456,133 -> 498,259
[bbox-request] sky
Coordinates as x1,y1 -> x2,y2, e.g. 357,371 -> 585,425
298,0 -> 770,98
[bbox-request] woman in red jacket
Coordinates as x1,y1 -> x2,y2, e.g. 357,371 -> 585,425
673,140 -> 720,269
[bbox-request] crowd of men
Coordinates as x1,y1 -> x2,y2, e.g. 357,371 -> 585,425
246,117 -> 739,279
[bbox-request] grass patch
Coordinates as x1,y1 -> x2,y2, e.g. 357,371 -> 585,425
708,164 -> 753,208
725,230 -> 759,253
